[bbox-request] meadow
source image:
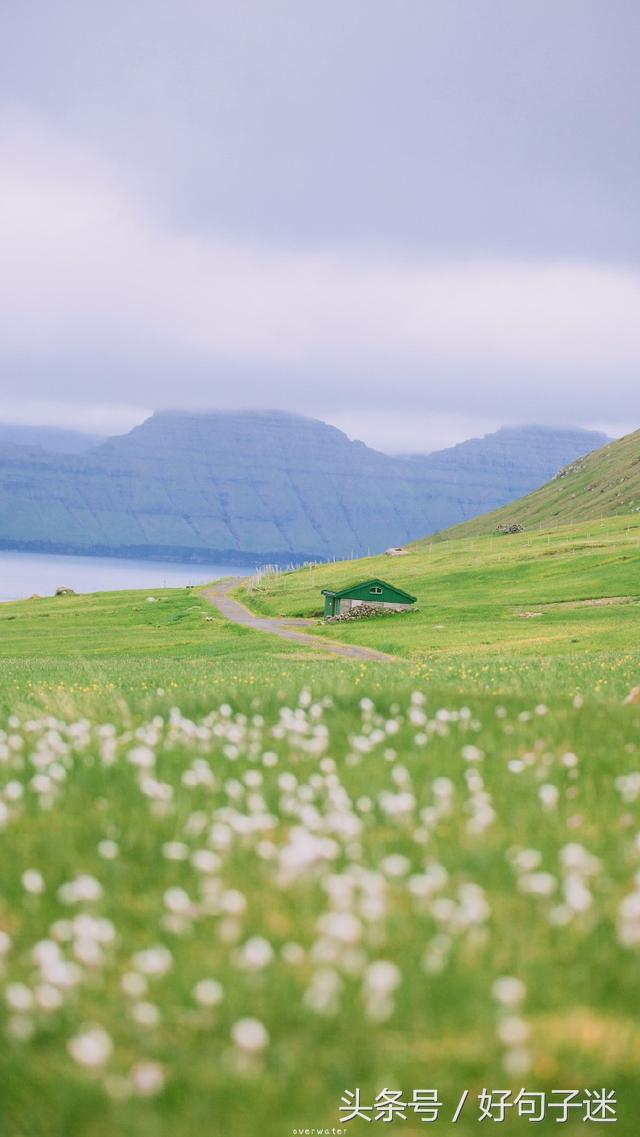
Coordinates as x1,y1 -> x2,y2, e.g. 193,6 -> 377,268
240,514 -> 640,660
0,519 -> 639,1136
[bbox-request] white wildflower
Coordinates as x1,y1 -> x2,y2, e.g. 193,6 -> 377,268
503,1047 -> 532,1076
561,751 -> 579,769
163,887 -> 192,914
316,911 -> 361,945
615,773 -> 640,803
421,934 -> 452,975
121,971 -> 148,998
618,888 -> 640,947
492,976 -> 526,1007
364,960 -> 401,994
538,783 -> 559,810
497,1015 -> 530,1046
380,853 -> 411,877
130,1061 -> 165,1096
162,841 -> 189,860
22,869 -> 45,894
219,890 -> 246,915
231,1017 -> 269,1053
67,1025 -> 113,1068
131,1002 -> 161,1027
518,872 -> 557,896
191,849 -> 221,874
362,959 -> 401,1023
58,874 -> 103,905
564,875 -> 593,913
304,968 -> 342,1016
127,745 -> 156,769
237,936 -> 274,970
461,745 -> 484,763
5,983 -> 34,1012
34,983 -> 64,1011
281,942 -> 305,965
131,945 -> 173,977
193,978 -> 224,1007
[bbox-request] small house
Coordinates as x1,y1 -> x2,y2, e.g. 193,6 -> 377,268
321,578 -> 417,619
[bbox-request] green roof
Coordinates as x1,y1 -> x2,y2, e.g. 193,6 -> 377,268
321,577 -> 417,602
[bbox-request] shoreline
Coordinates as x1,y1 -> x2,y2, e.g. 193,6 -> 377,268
0,540 -> 320,570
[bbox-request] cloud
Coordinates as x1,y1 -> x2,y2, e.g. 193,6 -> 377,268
327,410 -> 505,454
0,398 -> 149,435
0,113 -> 639,431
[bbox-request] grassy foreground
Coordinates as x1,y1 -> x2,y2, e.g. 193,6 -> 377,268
0,531 -> 639,1135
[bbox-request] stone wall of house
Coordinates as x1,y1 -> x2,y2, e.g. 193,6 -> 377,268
341,598 -> 411,613
331,599 -> 413,620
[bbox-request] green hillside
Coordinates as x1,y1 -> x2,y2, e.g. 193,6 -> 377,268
240,513 -> 640,665
437,427 -> 640,540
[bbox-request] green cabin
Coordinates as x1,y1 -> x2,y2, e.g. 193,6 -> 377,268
321,578 -> 417,619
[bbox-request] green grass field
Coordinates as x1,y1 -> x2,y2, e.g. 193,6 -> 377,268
240,513 -> 640,665
1,516 -> 639,1136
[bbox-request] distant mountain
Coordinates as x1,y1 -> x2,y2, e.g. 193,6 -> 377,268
0,411 -> 608,563
405,425 -> 610,508
0,423 -> 103,453
436,427 -> 639,541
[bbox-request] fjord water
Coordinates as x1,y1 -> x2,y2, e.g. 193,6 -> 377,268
0,550 -> 253,602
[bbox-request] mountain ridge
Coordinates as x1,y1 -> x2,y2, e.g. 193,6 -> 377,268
0,410 -> 609,563
0,423 -> 103,454
434,427 -> 640,541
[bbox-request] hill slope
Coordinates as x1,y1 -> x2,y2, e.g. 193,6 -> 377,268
435,428 -> 640,540
240,512 -> 640,663
0,411 -> 607,563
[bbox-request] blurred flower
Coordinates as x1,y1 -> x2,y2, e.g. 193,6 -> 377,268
193,978 -> 224,1007
131,945 -> 173,977
231,1017 -> 269,1053
67,1025 -> 113,1068
538,784 -> 559,810
237,936 -> 274,970
130,1060 -> 165,1096
492,976 -> 526,1007
21,869 -> 45,894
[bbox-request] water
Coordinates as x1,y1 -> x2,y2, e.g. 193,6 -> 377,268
0,550 -> 254,602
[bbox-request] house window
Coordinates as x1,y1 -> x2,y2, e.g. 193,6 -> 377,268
369,586 -> 383,595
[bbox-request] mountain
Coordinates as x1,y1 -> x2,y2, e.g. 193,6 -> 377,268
437,428 -> 640,540
0,411 -> 609,564
404,425 -> 609,509
0,423 -> 103,453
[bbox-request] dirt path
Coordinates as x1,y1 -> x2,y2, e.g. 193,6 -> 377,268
202,579 -> 395,663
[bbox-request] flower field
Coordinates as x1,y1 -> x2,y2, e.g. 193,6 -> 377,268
1,663 -> 640,1136
1,515 -> 639,1135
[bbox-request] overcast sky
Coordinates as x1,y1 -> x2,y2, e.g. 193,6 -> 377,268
0,0 -> 638,451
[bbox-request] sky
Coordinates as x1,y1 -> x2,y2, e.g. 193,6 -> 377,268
0,0 -> 638,452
